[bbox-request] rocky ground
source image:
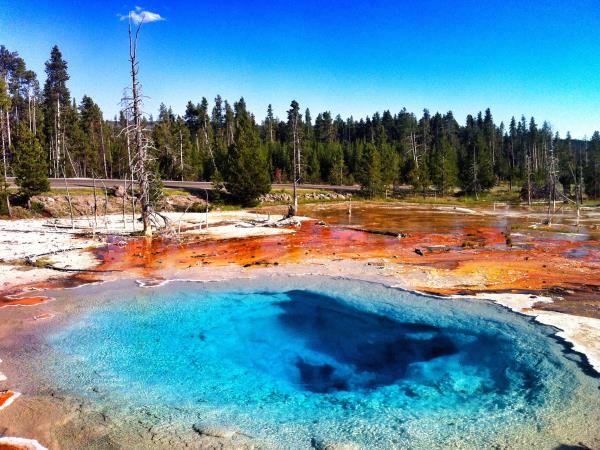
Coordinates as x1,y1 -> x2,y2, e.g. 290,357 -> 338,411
259,191 -> 350,203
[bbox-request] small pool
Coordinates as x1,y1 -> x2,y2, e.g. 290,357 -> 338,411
41,277 -> 600,449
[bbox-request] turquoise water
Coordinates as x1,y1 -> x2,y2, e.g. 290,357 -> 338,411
44,278 -> 600,448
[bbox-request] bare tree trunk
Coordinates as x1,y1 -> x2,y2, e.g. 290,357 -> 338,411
125,122 -> 136,232
179,128 -> 184,181
100,120 -> 108,179
55,99 -> 61,178
546,143 -> 556,224
32,96 -> 37,136
107,132 -> 113,178
411,132 -> 418,169
97,177 -> 109,231
128,20 -> 152,237
203,127 -> 217,171
28,90 -> 32,132
63,164 -> 74,230
291,113 -> 299,215
64,142 -> 79,177
122,180 -> 127,230
0,108 -> 11,216
227,122 -> 234,147
574,146 -> 584,227
5,110 -> 11,150
130,172 -> 136,231
509,137 -> 515,191
92,174 -> 98,229
526,153 -> 532,206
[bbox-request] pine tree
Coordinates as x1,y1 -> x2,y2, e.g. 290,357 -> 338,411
66,105 -> 88,177
358,142 -> 383,198
43,45 -> 71,178
153,103 -> 176,179
225,98 -> 271,206
14,121 -> 49,203
380,143 -> 399,195
327,142 -> 345,185
430,134 -> 457,195
265,104 -> 276,143
584,132 -> 600,199
459,116 -> 494,197
78,95 -> 105,177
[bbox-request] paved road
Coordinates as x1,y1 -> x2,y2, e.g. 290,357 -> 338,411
6,177 -> 360,193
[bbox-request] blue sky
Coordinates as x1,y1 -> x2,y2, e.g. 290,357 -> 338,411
1,0 -> 599,138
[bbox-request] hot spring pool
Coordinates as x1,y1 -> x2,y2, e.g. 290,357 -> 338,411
32,277 -> 600,448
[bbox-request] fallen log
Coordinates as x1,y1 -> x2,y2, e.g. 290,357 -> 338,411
23,246 -> 93,260
340,226 -> 408,238
25,260 -> 122,273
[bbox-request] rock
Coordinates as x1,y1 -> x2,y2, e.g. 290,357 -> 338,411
259,191 -> 348,203
311,438 -> 362,450
192,423 -> 237,439
112,185 -> 126,198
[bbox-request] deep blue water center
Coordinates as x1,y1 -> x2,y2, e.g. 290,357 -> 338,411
281,291 -> 469,393
46,278 -> 599,448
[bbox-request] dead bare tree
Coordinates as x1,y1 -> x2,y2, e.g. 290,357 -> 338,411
197,115 -> 216,173
525,151 -> 532,206
122,17 -> 160,237
99,119 -> 108,179
122,179 -> 127,230
97,176 -> 110,231
410,131 -> 419,170
119,107 -> 137,231
179,128 -> 184,181
0,105 -> 11,216
289,102 -> 302,216
62,161 -> 74,230
546,139 -> 558,224
568,139 -> 585,227
92,174 -> 98,229
5,109 -> 11,154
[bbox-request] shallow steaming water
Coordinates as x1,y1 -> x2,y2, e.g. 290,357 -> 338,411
43,277 -> 599,449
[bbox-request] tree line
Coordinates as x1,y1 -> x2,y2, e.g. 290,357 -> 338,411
1,44 -> 599,209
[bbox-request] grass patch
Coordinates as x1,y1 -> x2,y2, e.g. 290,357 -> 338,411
397,190 -> 521,206
163,188 -> 195,197
47,188 -> 95,196
30,256 -> 55,268
269,188 -> 340,195
30,201 -> 46,214
582,199 -> 600,207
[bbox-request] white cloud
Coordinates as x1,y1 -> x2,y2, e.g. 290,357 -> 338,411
119,7 -> 165,25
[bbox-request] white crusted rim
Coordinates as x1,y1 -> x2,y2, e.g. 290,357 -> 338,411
0,437 -> 49,450
0,391 -> 21,411
467,292 -> 600,376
